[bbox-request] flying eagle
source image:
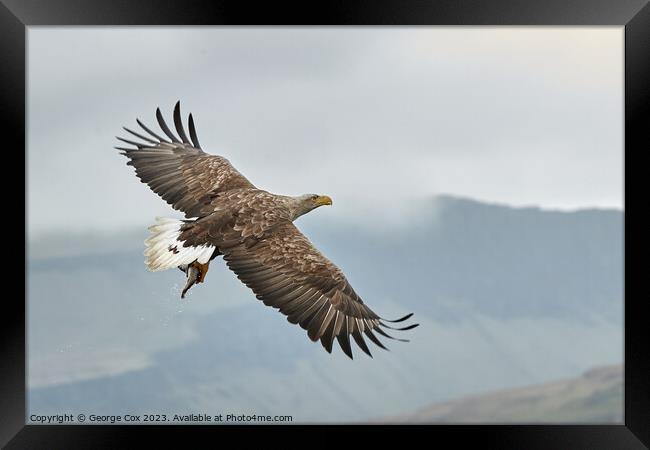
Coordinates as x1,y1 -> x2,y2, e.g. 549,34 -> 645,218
117,102 -> 418,359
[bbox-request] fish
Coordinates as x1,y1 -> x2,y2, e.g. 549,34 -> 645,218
178,263 -> 200,299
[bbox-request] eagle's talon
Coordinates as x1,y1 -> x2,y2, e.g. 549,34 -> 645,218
190,261 -> 209,283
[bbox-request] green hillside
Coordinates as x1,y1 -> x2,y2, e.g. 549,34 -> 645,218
388,364 -> 622,423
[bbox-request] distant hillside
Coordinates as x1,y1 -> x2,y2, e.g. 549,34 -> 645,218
27,195 -> 623,422
311,194 -> 623,322
385,364 -> 622,423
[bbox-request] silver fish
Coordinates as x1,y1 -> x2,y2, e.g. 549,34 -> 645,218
179,264 -> 199,299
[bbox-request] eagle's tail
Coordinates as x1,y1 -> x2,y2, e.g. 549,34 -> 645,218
144,217 -> 215,272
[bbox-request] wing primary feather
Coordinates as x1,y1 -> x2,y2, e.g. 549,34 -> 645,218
379,321 -> 420,331
382,313 -> 414,323
352,330 -> 372,357
336,318 -> 353,359
136,118 -> 170,143
299,299 -> 328,331
320,333 -> 334,353
374,326 -> 410,342
320,311 -> 340,353
156,107 -> 180,143
364,328 -> 388,350
311,305 -> 336,341
320,311 -> 339,353
123,126 -> 157,144
173,101 -> 192,145
355,317 -> 365,333
333,311 -> 346,336
188,113 -> 201,149
116,136 -> 146,148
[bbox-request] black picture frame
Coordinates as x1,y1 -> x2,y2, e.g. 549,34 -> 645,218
3,0 -> 647,447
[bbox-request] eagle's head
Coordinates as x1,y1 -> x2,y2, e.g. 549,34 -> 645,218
289,194 -> 332,220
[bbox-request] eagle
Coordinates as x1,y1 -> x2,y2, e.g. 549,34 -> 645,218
117,102 -> 418,359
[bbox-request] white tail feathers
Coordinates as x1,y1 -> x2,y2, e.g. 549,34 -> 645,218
144,217 -> 215,271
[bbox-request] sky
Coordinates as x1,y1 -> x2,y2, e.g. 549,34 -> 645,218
27,27 -> 623,235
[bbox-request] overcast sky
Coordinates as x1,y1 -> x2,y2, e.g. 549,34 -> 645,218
27,27 -> 623,235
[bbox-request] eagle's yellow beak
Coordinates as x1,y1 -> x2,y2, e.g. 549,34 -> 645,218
316,195 -> 333,206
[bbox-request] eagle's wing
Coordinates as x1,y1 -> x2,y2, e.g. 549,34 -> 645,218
220,222 -> 419,359
117,102 -> 255,218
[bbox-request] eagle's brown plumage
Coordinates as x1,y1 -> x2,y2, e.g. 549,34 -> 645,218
117,102 -> 418,359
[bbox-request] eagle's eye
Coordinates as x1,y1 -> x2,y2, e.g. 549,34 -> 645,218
311,195 -> 318,200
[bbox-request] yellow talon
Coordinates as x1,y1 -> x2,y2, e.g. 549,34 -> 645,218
190,261 -> 210,283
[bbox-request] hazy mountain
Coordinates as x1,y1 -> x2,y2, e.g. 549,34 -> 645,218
27,195 -> 623,423
384,364 -> 622,423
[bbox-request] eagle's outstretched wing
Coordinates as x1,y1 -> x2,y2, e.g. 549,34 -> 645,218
219,222 -> 419,359
116,101 -> 255,218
